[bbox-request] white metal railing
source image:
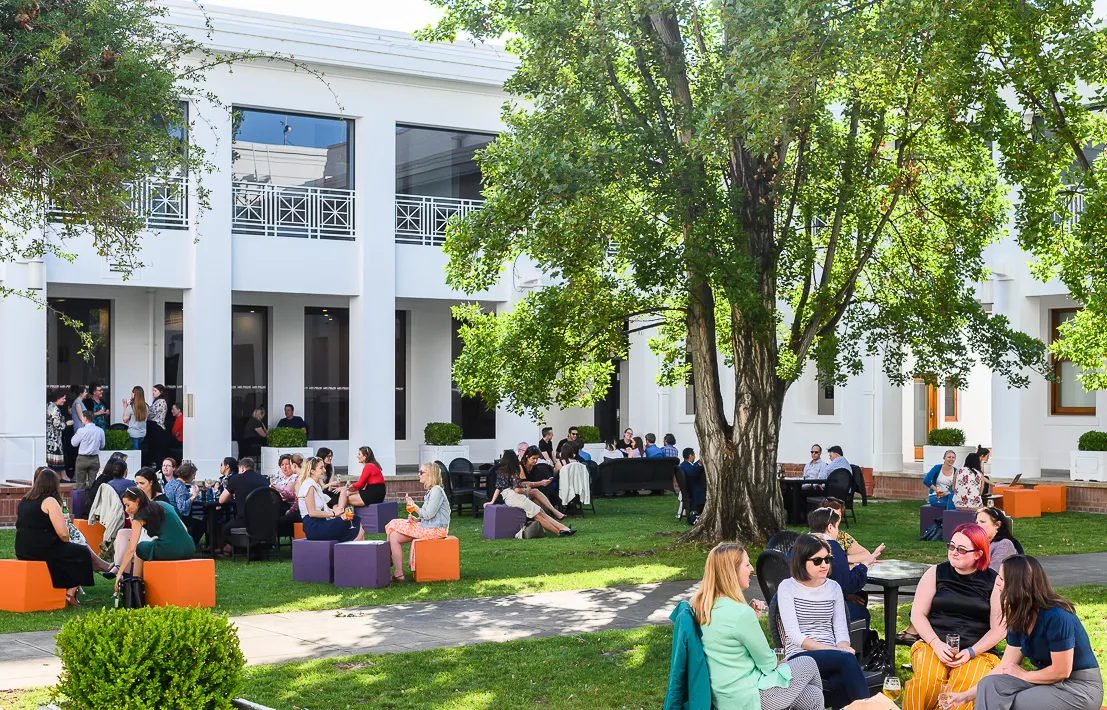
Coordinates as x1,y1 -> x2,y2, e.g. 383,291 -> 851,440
1065,192 -> 1085,231
232,181 -> 355,240
395,194 -> 484,246
49,176 -> 188,229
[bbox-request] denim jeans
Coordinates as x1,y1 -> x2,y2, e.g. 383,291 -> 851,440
131,437 -> 144,450
793,649 -> 868,709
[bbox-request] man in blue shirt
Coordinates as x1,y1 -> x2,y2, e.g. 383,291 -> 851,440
824,445 -> 852,476
644,433 -> 664,458
661,433 -> 679,459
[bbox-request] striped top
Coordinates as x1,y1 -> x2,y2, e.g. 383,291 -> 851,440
776,577 -> 849,659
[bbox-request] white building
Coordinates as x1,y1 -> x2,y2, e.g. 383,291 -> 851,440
0,2 -> 1097,482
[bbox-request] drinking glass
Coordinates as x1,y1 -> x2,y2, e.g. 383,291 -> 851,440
773,647 -> 786,664
946,634 -> 960,654
938,682 -> 952,708
882,676 -> 901,703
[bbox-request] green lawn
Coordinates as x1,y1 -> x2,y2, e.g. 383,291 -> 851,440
1,497 -> 1105,635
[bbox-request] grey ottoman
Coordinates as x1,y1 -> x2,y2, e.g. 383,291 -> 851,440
363,501 -> 399,534
334,541 -> 392,588
483,504 -> 527,539
942,508 -> 978,541
292,538 -> 336,583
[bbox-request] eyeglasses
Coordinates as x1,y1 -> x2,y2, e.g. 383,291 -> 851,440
810,450 -> 820,455
807,556 -> 832,566
947,543 -> 978,556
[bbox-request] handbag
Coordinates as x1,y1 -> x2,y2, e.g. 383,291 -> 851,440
116,576 -> 146,609
67,522 -> 87,547
920,518 -> 943,542
515,520 -> 544,539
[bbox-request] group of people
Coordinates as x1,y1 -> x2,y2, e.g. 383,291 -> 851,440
924,446 -> 993,511
602,427 -> 681,460
238,403 -> 309,459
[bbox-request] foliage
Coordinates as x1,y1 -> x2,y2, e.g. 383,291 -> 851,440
53,606 -> 244,709
927,428 -> 966,447
267,427 -> 307,448
424,421 -> 464,446
575,425 -> 602,443
104,429 -> 132,451
1078,431 -> 1107,452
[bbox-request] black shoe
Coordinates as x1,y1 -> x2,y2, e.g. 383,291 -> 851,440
558,528 -> 576,537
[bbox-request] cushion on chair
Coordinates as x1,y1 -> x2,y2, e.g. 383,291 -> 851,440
73,519 -> 105,552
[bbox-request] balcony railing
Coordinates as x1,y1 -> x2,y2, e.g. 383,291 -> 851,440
395,194 -> 484,246
49,176 -> 188,229
232,181 -> 355,240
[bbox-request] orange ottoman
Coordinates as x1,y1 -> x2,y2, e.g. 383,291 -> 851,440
412,536 -> 460,583
293,523 -> 306,539
0,560 -> 66,612
1031,484 -> 1066,513
74,519 -> 105,552
144,559 -> 216,608
996,488 -> 1041,519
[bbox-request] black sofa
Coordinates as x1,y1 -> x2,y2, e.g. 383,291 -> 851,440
596,457 -> 679,496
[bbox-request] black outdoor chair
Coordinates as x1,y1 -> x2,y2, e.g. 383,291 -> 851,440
755,549 -> 791,602
439,460 -> 474,516
805,468 -> 854,526
674,467 -> 695,523
765,530 -> 801,555
850,464 -> 868,508
472,463 -> 500,516
228,487 -> 284,563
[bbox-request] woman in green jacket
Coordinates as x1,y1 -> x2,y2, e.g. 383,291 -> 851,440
692,542 -> 824,709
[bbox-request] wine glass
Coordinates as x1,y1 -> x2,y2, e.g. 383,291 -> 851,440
773,647 -> 786,665
938,682 -> 952,708
882,676 -> 901,704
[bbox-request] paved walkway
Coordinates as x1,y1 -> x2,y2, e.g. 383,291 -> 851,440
3,551 -> 1107,691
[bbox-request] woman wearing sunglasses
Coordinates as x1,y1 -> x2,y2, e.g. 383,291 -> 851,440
903,523 -> 1006,709
777,534 -> 868,709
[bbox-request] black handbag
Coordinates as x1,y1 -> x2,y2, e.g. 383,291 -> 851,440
116,576 -> 146,609
515,520 -> 544,539
920,518 -> 943,542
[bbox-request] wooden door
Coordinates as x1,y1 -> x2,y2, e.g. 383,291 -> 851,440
913,380 -> 939,460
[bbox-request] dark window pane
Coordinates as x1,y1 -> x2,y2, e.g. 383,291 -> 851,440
47,298 -> 111,397
232,306 -> 268,442
396,125 -> 494,200
451,316 -> 496,439
232,108 -> 352,189
305,307 -> 349,440
817,385 -> 835,416
396,311 -> 407,441
164,303 -> 183,407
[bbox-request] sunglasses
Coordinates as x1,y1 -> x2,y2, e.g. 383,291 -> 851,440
947,543 -> 978,556
810,450 -> 820,454
807,556 -> 832,566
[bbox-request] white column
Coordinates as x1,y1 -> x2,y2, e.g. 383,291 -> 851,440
990,277 -> 1042,478
870,362 -> 904,473
270,298 -> 305,424
0,260 -> 48,480
112,290 -> 153,412
182,97 -> 232,479
349,115 -> 396,472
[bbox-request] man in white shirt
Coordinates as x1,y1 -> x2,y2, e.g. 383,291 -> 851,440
802,444 -> 828,480
825,445 -> 852,476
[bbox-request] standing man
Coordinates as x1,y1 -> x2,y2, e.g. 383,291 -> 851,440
644,433 -> 663,457
87,382 -> 109,430
615,428 -> 634,454
274,404 -> 307,436
537,427 -> 555,464
803,444 -> 828,480
661,434 -> 679,459
824,445 -> 852,476
71,412 -> 105,489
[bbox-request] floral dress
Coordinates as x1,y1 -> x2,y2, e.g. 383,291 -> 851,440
147,398 -> 167,428
952,467 -> 983,510
46,403 -> 65,469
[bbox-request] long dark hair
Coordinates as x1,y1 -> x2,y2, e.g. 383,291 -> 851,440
359,446 -> 379,467
25,467 -> 62,504
499,449 -> 522,485
135,467 -> 162,497
977,506 -> 1023,553
122,487 -> 164,530
152,384 -> 166,400
790,534 -> 832,582
963,452 -> 983,472
317,447 -> 334,482
1001,556 -> 1075,635
558,443 -> 576,463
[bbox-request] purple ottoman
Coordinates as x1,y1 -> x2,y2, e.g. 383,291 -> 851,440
362,501 -> 398,534
70,488 -> 87,520
334,541 -> 391,588
942,509 -> 978,542
483,504 -> 527,539
292,538 -> 336,583
920,505 -> 944,538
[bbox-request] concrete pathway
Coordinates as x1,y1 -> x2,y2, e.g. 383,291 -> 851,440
3,551 -> 1107,691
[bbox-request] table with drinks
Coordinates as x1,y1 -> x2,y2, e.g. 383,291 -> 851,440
866,558 -> 932,682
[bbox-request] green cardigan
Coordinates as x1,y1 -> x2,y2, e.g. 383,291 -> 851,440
701,597 -> 791,708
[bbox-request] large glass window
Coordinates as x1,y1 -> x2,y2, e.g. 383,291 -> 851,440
395,126 -> 495,199
396,311 -> 407,441
232,306 -> 268,442
304,307 -> 349,440
232,108 -> 353,189
164,303 -> 183,407
451,316 -> 496,439
47,299 -> 111,396
1051,309 -> 1096,415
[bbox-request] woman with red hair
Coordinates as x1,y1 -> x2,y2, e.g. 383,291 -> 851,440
903,524 -> 1007,710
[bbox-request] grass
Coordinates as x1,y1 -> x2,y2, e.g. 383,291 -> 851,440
5,585 -> 1106,710
1,498 -> 1106,635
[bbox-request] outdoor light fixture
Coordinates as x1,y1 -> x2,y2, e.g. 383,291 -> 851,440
24,260 -> 44,291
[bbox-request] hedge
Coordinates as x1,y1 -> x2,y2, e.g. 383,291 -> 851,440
575,425 -> 602,443
424,421 -> 464,446
267,426 -> 307,448
927,428 -> 965,447
1078,430 -> 1107,452
105,428 -> 133,451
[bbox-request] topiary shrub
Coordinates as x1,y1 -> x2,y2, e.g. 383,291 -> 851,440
575,425 -> 602,443
104,429 -> 132,451
927,428 -> 966,447
424,421 -> 464,446
54,606 -> 245,710
267,426 -> 307,448
1078,431 -> 1107,451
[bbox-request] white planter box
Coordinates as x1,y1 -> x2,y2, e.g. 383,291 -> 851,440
1070,450 -> 1107,482
419,445 -> 471,467
922,445 -> 975,472
99,450 -> 136,478
260,447 -> 314,477
582,443 -> 608,460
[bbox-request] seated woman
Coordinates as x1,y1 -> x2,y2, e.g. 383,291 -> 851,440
628,436 -> 645,458
924,449 -> 958,510
16,467 -> 98,606
349,446 -> 386,507
485,450 -> 574,536
976,507 -> 1023,573
134,467 -> 169,504
694,542 -> 823,710
296,456 -> 363,542
384,462 -> 451,581
163,462 -> 205,546
160,457 -> 177,486
903,523 -> 1005,710
952,452 -> 985,511
777,534 -> 869,709
820,497 -> 872,566
945,555 -> 1102,710
114,487 -> 195,591
523,446 -> 566,518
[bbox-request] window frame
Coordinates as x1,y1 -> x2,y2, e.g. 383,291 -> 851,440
231,106 -> 355,190
1051,307 -> 1096,416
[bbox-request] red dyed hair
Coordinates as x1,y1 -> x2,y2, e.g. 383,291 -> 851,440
952,523 -> 991,571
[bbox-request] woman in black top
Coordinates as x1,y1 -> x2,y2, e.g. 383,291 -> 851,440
15,467 -> 95,605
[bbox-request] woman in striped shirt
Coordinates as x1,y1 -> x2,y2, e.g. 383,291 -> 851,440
777,534 -> 869,709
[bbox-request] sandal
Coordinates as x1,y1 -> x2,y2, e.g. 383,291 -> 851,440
391,575 -> 406,582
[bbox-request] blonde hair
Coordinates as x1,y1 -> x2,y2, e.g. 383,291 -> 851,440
132,386 -> 148,421
420,462 -> 442,489
290,453 -> 304,471
252,407 -> 266,422
297,456 -> 322,490
690,542 -> 748,626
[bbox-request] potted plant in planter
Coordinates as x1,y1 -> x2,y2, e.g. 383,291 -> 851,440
99,429 -> 136,477
1070,431 -> 1107,482
261,427 -> 312,477
574,425 -> 607,458
922,428 -> 974,471
419,422 -> 469,466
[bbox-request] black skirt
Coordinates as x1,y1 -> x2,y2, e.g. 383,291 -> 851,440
15,497 -> 95,590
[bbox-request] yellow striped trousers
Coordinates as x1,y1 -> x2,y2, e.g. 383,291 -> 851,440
904,640 -> 1000,710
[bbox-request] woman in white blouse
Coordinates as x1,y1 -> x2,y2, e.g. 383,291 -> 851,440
296,456 -> 363,542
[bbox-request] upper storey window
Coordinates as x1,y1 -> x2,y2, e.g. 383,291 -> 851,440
233,108 -> 353,190
395,125 -> 493,199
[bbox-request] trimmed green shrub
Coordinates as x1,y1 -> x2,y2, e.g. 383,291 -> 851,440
927,428 -> 965,447
104,429 -> 133,451
267,426 -> 307,448
575,425 -> 602,443
424,421 -> 464,446
1078,430 -> 1107,451
54,606 -> 245,710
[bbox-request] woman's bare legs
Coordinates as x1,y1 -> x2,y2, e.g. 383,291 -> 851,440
526,488 -> 566,519
354,525 -> 365,541
388,531 -> 413,579
113,529 -> 133,569
348,490 -> 364,508
86,545 -> 111,572
533,511 -> 570,534
132,557 -> 144,578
